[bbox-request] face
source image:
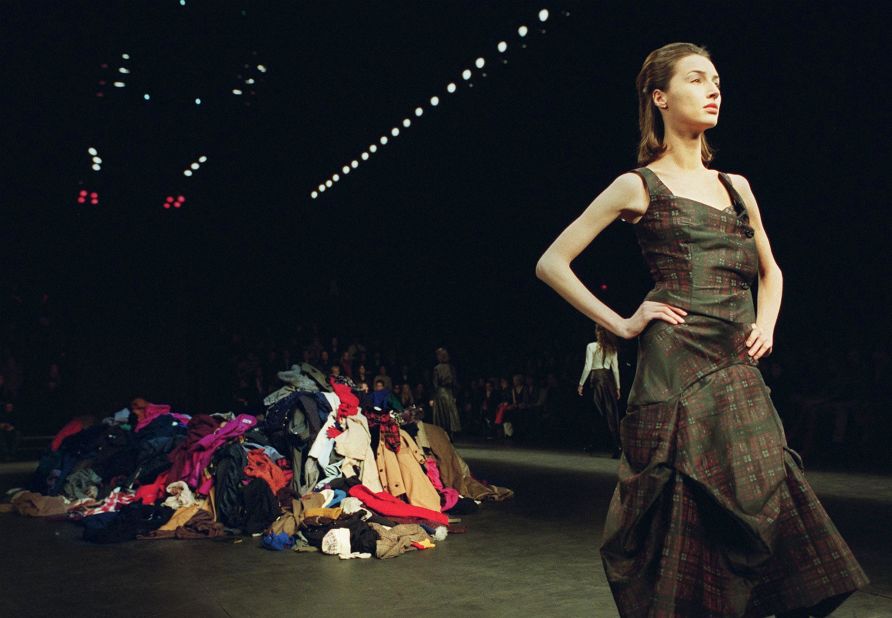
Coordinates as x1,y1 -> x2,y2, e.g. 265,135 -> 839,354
655,54 -> 721,130
374,381 -> 385,392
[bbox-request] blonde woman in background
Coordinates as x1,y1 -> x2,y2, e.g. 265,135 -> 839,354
578,325 -> 621,456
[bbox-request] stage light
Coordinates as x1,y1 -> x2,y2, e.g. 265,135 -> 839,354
518,25 -> 528,37
380,136 -> 388,145
92,157 -> 102,164
498,41 -> 508,52
122,53 -> 130,60
369,145 -> 377,153
194,98 -> 201,105
113,82 -> 125,88
198,155 -> 208,163
318,184 -> 325,192
599,283 -> 608,290
391,128 -> 399,137
257,65 -> 267,73
402,118 -> 411,128
311,191 -> 318,199
79,190 -> 88,197
325,180 -> 332,187
245,78 -> 255,85
430,96 -> 440,106
342,165 -> 350,174
88,147 -> 98,156
190,163 -> 200,170
539,9 -> 549,22
351,160 -> 358,168
333,174 -> 339,182
77,197 -> 86,204
361,152 -> 369,161
475,58 -> 485,69
143,93 -> 151,100
462,69 -> 472,80
179,0 -> 185,5
447,83 -> 456,93
118,67 -> 130,74
92,164 -> 101,171
173,202 -> 181,209
166,197 -> 174,203
232,89 -> 243,95
177,195 -> 185,202
164,203 -> 171,209
184,170 -> 193,176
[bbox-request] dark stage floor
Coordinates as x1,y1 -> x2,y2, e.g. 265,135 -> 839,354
1,444 -> 890,617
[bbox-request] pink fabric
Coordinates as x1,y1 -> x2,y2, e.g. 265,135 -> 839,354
181,414 -> 257,488
425,456 -> 461,512
330,381 -> 359,421
494,402 -> 511,425
348,484 -> 448,525
78,488 -> 139,517
135,403 -> 191,433
197,475 -> 214,496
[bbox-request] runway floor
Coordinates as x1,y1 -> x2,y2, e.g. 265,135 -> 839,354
1,443 -> 890,617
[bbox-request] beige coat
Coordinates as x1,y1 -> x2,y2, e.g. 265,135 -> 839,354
375,429 -> 441,511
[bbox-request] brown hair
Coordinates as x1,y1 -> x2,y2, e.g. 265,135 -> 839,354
435,347 -> 450,364
596,325 -> 618,363
636,42 -> 715,166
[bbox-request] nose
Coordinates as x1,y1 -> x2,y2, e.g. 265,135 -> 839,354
708,85 -> 720,99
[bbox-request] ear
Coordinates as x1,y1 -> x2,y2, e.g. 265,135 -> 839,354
652,89 -> 668,110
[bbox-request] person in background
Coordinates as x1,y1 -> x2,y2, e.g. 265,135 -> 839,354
431,347 -> 461,439
577,325 -> 622,456
373,365 -> 392,392
0,400 -> 20,461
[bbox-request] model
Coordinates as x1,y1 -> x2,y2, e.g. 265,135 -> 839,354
535,42 -> 867,617
578,325 -> 622,456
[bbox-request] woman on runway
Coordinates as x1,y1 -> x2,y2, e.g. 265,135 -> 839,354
535,42 -> 867,617
577,325 -> 622,456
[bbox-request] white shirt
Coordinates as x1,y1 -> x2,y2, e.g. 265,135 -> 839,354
579,341 -> 620,390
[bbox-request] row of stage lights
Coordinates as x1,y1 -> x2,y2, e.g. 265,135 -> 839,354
310,8 -> 560,200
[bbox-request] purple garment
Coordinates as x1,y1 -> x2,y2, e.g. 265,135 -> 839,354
182,415 -> 257,488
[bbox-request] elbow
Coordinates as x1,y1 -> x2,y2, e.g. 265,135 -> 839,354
535,254 -> 551,282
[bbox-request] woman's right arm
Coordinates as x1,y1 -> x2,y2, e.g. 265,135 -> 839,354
535,172 -> 687,339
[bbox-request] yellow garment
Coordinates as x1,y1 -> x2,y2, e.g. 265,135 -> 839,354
422,422 -> 514,501
375,429 -> 441,511
413,538 -> 436,550
303,507 -> 343,519
157,500 -> 212,531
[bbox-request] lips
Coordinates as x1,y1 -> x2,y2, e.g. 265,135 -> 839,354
704,104 -> 719,111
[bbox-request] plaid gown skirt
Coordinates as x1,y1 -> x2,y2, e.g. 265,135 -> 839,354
600,317 -> 868,617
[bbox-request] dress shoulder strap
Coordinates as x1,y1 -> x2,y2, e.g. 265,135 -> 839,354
630,167 -> 672,199
717,172 -> 748,218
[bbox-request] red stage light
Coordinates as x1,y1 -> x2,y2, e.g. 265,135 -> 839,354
79,190 -> 87,197
600,284 -> 608,290
90,200 -> 99,205
77,197 -> 86,204
173,202 -> 181,208
90,192 -> 98,198
177,195 -> 185,202
165,196 -> 174,203
163,203 -> 171,209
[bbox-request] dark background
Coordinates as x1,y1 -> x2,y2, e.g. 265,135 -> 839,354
2,0 -> 889,415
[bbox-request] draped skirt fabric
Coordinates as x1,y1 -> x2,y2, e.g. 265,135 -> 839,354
590,368 -> 620,450
600,317 -> 868,617
432,387 -> 461,433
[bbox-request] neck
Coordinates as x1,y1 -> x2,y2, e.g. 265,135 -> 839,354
659,125 -> 706,171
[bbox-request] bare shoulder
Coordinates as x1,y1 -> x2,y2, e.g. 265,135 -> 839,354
725,173 -> 755,200
607,171 -> 648,220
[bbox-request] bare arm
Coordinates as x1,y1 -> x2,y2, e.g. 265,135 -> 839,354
731,174 -> 783,359
535,173 -> 687,339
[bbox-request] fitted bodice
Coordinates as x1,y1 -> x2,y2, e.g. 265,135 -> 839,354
631,167 -> 758,324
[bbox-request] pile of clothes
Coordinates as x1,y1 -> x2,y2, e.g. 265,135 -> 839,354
7,363 -> 512,560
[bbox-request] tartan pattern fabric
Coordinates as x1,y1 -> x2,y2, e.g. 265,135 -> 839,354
600,169 -> 868,617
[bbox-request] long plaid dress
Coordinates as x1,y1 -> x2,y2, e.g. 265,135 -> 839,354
600,168 -> 868,617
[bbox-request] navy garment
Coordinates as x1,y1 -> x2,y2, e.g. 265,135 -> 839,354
242,478 -> 278,534
214,442 -> 248,529
82,504 -> 174,544
265,391 -> 302,432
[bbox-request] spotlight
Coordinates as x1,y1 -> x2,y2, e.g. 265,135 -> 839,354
143,94 -> 151,100
351,160 -> 358,168
402,118 -> 411,128
121,53 -> 130,60
518,25 -> 528,37
369,145 -> 378,153
447,83 -> 456,93
190,163 -> 200,170
195,98 -> 202,105
333,174 -> 340,182
498,41 -> 508,52
198,155 -> 208,163
257,65 -> 267,73
311,191 -> 318,199
92,164 -> 101,171
380,136 -> 388,145
475,57 -> 485,69
538,9 -> 549,22
232,89 -> 243,95
430,96 -> 440,106
79,190 -> 88,197
342,165 -> 349,174
177,195 -> 185,202
184,170 -> 193,176
92,157 -> 102,164
325,180 -> 332,187
88,147 -> 98,156
391,128 -> 399,137
77,197 -> 86,204
118,67 -> 130,74
113,82 -> 126,88
361,152 -> 369,160
166,196 -> 174,203
164,203 -> 171,209
462,69 -> 472,80
318,184 -> 325,192
415,107 -> 423,117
